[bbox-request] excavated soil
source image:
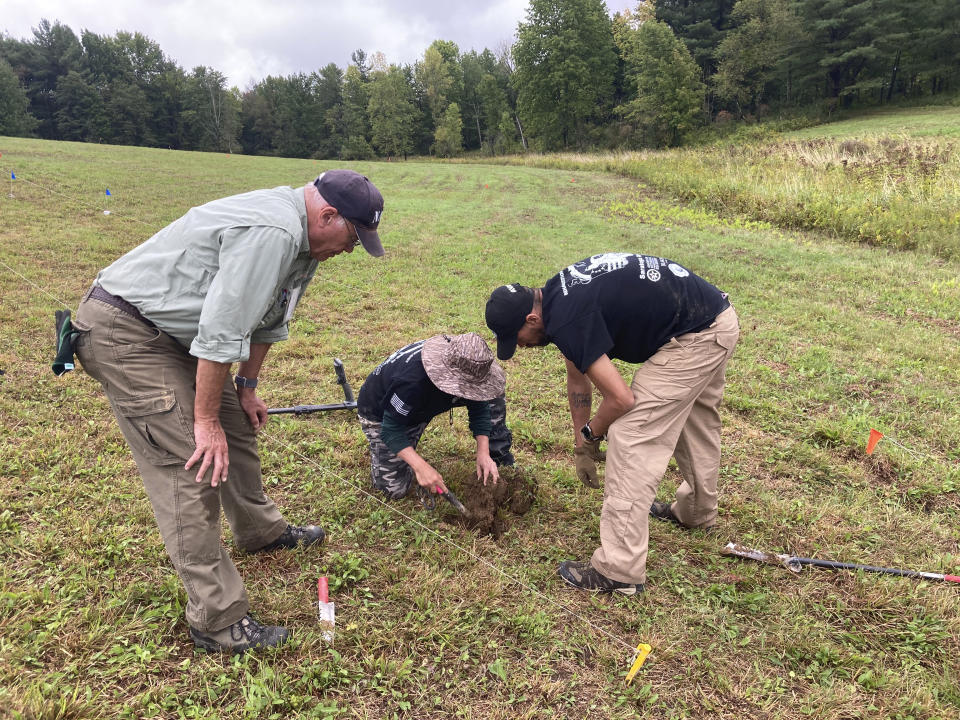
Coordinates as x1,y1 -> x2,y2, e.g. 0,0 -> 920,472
433,458 -> 538,538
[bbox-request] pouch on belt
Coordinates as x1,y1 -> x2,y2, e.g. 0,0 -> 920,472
52,309 -> 84,376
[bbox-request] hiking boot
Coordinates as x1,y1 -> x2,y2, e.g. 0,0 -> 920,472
649,500 -> 715,533
251,524 -> 325,553
189,615 -> 290,654
557,560 -> 644,596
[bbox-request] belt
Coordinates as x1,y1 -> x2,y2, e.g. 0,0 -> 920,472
89,285 -> 157,328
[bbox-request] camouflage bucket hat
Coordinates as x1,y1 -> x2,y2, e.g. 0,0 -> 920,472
421,332 -> 506,401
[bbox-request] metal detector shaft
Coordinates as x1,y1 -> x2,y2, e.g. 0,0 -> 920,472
267,358 -> 358,415
268,401 -> 356,415
334,358 -> 355,403
722,542 -> 960,584
789,556 -> 960,583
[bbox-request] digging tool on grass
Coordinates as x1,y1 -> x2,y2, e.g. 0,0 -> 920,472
722,542 -> 960,584
268,358 -> 357,415
317,576 -> 335,643
441,488 -> 469,517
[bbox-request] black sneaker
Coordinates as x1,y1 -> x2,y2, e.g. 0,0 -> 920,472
557,560 -> 643,595
649,501 -> 715,532
252,524 -> 325,553
189,615 -> 290,654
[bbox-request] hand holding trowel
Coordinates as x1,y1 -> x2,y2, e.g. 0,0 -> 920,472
317,576 -> 335,643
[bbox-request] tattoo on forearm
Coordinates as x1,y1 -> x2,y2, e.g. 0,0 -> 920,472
569,391 -> 591,409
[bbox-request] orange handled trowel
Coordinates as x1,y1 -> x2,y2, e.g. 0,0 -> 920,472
317,576 -> 335,643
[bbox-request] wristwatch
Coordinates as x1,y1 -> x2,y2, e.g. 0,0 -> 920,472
581,421 -> 604,443
234,375 -> 258,389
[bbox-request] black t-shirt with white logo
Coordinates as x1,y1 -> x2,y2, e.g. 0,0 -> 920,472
357,340 -> 488,428
542,253 -> 729,373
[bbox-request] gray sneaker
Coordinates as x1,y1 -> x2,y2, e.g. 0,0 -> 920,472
190,615 -> 290,654
557,560 -> 644,595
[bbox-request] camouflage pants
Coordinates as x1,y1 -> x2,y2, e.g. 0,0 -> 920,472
359,394 -> 514,500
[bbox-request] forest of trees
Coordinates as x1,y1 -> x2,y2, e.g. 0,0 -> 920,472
1,0 -> 957,156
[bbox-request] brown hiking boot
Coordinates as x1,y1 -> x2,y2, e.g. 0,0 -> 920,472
189,615 -> 289,654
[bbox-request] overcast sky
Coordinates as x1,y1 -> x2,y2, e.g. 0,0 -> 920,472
4,0 -> 637,90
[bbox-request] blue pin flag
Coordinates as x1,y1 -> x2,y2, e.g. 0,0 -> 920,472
105,188 -> 111,196
10,173 -> 15,180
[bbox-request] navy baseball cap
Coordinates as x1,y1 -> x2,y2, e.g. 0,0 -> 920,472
485,284 -> 535,360
314,170 -> 385,257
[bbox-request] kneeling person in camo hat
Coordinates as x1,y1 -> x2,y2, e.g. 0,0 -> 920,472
357,333 -> 512,500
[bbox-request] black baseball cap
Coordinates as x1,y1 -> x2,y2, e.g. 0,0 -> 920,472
485,284 -> 535,360
314,170 -> 385,257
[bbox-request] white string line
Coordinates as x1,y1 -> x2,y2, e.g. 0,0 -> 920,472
0,258 -> 71,310
259,426 -> 641,659
879,435 -> 927,462
5,159 -> 642,662
2,167 -> 155,227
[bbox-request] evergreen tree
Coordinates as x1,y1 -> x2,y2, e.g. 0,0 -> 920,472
314,63 -> 344,158
0,58 -> 37,136
655,0 -> 737,81
54,69 -> 105,140
22,20 -> 83,138
512,0 -> 618,149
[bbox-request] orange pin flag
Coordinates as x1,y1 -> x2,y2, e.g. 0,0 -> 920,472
866,428 -> 884,455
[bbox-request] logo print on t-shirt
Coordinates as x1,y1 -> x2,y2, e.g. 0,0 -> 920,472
562,253 -> 633,294
668,263 -> 689,278
374,340 -> 424,375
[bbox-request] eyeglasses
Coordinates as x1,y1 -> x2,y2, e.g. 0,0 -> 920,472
344,217 -> 361,248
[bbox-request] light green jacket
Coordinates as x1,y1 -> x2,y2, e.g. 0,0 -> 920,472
97,186 -> 318,363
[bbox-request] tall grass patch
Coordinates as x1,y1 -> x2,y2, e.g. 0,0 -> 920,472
466,108 -> 960,257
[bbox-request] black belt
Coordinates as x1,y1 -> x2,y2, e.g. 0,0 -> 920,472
89,285 -> 157,328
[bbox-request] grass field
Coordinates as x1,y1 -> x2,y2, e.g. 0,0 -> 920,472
1,132 -> 958,720
470,106 -> 960,259
785,106 -> 960,139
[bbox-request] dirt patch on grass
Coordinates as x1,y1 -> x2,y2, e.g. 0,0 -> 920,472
437,459 -> 538,539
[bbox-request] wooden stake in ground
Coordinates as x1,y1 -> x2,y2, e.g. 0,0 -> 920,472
318,576 -> 335,643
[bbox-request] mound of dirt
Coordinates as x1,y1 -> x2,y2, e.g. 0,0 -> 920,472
434,458 -> 538,538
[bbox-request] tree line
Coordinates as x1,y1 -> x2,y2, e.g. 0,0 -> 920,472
1,0 -> 957,156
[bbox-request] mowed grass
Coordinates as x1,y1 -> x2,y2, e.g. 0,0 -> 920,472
469,105 -> 960,258
0,134 -> 958,719
786,106 -> 960,139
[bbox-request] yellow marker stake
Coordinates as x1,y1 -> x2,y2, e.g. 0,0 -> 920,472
625,643 -> 652,686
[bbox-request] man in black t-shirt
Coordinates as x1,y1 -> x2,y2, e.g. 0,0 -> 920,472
486,253 -> 739,595
357,332 -> 512,501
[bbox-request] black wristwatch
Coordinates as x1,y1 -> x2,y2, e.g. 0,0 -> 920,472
581,421 -> 604,443
234,375 -> 258,389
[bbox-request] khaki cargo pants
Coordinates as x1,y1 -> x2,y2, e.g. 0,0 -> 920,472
73,291 -> 287,632
590,306 -> 739,586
